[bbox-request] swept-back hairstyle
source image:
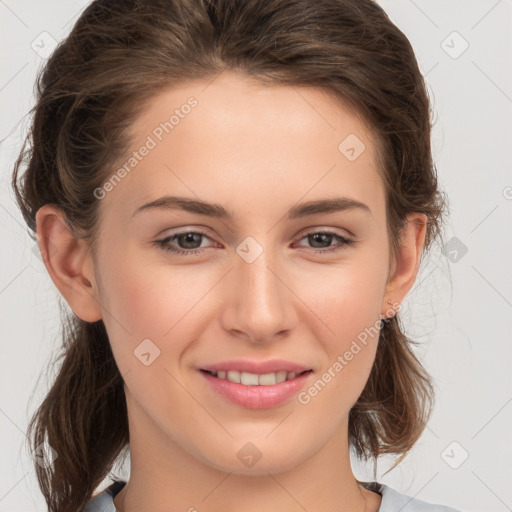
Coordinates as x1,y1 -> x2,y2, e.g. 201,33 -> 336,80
12,0 -> 447,510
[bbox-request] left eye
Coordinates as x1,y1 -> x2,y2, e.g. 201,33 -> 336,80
154,230 -> 354,255
295,231 -> 353,253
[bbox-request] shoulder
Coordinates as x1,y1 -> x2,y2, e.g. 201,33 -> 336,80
83,480 -> 463,512
378,483 -> 463,512
82,480 -> 126,512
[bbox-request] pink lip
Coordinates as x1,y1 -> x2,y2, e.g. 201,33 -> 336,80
199,369 -> 313,409
200,359 -> 311,374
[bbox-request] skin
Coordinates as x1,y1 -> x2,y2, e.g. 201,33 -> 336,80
36,71 -> 426,512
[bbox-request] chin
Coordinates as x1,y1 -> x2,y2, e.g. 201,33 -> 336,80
209,458 -> 300,476
199,444 -> 308,476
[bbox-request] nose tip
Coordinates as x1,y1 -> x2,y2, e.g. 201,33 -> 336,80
221,245 -> 298,343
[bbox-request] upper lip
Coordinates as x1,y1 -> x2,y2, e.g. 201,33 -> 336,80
200,359 -> 312,374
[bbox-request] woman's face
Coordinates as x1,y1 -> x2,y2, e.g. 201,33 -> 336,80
84,71 -> 413,474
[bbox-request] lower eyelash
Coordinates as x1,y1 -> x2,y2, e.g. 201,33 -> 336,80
154,231 -> 353,256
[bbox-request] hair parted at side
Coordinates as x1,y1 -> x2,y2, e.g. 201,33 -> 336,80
12,0 -> 447,511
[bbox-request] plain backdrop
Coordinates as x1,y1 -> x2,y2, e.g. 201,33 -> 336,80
1,1 -> 511,511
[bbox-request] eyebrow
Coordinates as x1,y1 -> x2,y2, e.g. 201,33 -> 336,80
132,195 -> 371,219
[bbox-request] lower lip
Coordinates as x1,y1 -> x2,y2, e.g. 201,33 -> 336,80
199,370 -> 312,409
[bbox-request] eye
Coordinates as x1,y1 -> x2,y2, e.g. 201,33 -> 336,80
293,230 -> 354,254
153,229 -> 355,256
154,230 -> 216,255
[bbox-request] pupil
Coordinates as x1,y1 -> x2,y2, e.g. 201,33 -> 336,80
180,233 -> 202,249
310,233 -> 332,248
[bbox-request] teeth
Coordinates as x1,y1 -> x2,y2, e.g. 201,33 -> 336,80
211,370 -> 305,386
240,372 -> 259,385
276,371 -> 287,383
227,370 -> 240,383
258,373 -> 277,385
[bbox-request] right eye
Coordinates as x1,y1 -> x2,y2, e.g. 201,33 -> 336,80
154,230 -> 216,255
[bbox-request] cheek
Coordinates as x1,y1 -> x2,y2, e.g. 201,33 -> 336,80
297,255 -> 386,391
97,245 -> 218,369
99,229 -> 387,376
298,253 -> 387,341
295,268 -> 385,416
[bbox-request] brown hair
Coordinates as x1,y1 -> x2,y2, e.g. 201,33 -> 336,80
12,0 -> 447,510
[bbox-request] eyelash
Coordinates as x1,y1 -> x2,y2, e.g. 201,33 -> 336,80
154,229 -> 354,256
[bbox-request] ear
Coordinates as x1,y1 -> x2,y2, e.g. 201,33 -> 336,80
35,204 -> 103,322
381,213 -> 427,318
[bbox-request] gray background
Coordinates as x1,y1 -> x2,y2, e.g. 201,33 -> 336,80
1,1 -> 511,511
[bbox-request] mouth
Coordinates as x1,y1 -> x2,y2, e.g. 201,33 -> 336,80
198,368 -> 314,409
200,368 -> 313,386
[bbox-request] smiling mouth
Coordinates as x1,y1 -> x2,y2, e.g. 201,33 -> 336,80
200,369 -> 313,386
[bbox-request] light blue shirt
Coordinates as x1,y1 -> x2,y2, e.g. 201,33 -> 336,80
82,480 -> 462,511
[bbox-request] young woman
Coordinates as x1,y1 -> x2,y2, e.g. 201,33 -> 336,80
12,1 -> 462,511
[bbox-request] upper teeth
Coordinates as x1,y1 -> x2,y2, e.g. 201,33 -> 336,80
212,370 -> 299,385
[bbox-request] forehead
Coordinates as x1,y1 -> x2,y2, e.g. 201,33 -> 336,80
101,71 -> 385,223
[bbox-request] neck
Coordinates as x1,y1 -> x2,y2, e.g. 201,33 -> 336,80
114,391 -> 381,512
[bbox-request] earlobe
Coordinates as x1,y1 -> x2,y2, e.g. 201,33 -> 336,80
381,213 -> 427,317
35,205 -> 103,322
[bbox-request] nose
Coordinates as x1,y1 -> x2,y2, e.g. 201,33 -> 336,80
220,245 -> 298,344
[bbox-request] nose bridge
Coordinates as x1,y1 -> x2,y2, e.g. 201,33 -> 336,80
227,235 -> 294,340
240,240 -> 282,312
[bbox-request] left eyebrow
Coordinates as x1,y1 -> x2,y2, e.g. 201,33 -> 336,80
288,197 -> 371,219
131,195 -> 372,219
